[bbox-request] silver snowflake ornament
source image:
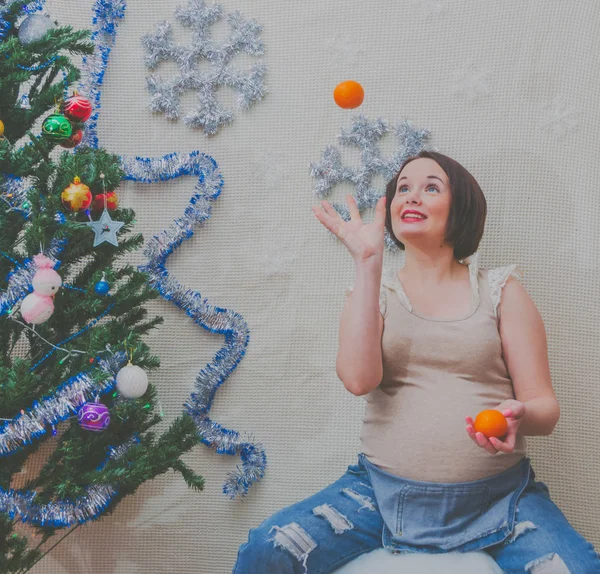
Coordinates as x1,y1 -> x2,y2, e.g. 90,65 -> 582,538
310,115 -> 434,251
141,0 -> 267,135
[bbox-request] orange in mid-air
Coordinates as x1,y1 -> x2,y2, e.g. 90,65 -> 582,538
473,409 -> 508,439
333,80 -> 364,109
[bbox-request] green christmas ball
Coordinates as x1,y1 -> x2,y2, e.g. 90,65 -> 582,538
41,113 -> 72,142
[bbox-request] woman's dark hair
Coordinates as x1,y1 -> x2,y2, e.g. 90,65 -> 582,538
384,150 -> 487,262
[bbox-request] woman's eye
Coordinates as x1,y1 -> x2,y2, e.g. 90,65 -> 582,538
397,186 -> 439,193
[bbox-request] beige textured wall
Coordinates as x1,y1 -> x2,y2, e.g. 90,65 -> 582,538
27,0 -> 600,572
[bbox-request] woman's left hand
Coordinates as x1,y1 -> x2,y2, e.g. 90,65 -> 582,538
465,399 -> 526,455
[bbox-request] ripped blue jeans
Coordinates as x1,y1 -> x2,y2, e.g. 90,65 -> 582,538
232,454 -> 600,574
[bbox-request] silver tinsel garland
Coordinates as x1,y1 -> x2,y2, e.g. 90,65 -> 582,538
0,174 -> 31,217
0,484 -> 118,527
0,351 -> 145,527
78,0 -> 126,148
0,351 -> 124,455
141,0 -> 267,135
310,115 -> 436,251
123,151 -> 267,499
0,433 -> 140,527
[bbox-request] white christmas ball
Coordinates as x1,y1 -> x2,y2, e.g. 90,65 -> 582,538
116,363 -> 149,399
18,14 -> 54,44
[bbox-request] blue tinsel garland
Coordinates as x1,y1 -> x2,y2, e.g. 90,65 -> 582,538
122,152 -> 266,499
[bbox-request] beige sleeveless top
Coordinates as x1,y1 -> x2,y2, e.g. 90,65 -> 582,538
346,251 -> 527,482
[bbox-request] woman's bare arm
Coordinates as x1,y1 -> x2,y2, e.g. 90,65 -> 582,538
336,259 -> 384,395
311,194 -> 387,397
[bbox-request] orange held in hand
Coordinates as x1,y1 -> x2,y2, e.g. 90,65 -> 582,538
333,80 -> 364,109
473,409 -> 508,439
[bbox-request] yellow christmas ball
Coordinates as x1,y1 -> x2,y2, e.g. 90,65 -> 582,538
61,176 -> 92,212
0,120 -> 4,137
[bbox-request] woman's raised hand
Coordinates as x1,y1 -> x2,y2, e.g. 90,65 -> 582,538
311,195 -> 387,263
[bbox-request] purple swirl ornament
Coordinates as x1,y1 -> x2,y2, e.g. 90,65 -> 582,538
78,401 -> 110,432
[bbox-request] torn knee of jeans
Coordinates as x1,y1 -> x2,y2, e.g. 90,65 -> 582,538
268,522 -> 316,573
525,552 -> 571,573
312,504 -> 354,534
504,520 -> 537,544
341,487 -> 376,511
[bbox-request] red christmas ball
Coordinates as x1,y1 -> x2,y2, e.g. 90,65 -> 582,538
59,128 -> 83,148
92,191 -> 119,211
62,93 -> 92,123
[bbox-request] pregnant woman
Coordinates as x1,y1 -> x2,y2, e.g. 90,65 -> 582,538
232,151 -> 600,573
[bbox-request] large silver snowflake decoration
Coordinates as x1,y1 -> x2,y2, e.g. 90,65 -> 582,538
141,0 -> 267,135
310,115 -> 434,251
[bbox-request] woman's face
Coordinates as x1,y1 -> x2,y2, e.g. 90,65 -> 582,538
390,158 -> 452,249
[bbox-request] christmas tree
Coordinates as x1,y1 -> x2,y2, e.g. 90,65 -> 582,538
0,3 -> 204,572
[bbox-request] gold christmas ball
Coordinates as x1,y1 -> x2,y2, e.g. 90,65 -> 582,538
61,175 -> 92,212
0,120 -> 4,137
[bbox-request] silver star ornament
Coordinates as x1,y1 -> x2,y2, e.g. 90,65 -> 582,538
86,209 -> 124,247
